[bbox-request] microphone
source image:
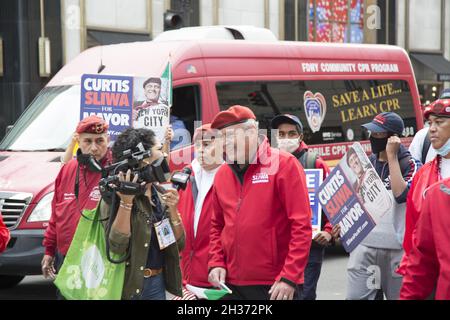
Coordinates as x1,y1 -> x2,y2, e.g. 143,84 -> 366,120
170,167 -> 192,191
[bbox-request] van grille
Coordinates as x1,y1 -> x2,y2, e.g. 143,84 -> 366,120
0,192 -> 33,230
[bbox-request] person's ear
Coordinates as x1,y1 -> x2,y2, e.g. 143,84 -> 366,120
298,133 -> 304,142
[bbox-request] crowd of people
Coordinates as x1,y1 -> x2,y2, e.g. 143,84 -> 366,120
2,92 -> 449,300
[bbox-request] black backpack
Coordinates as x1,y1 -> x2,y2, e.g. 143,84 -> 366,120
421,133 -> 431,164
298,150 -> 318,170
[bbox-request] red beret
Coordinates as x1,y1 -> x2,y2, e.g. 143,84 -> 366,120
211,105 -> 256,130
76,115 -> 109,134
424,99 -> 450,119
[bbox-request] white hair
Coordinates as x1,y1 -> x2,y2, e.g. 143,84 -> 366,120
241,119 -> 259,130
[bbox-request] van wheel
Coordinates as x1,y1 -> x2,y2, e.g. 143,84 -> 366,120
0,275 -> 25,289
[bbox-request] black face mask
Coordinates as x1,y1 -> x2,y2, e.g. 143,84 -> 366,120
138,156 -> 171,183
76,148 -> 103,172
369,136 -> 389,154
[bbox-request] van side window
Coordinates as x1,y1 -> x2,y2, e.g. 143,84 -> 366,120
171,85 -> 201,149
216,80 -> 417,145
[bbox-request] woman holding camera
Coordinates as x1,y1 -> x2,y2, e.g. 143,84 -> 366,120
99,128 -> 185,300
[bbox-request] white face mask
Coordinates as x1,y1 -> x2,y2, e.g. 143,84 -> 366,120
277,138 -> 300,153
434,138 -> 450,157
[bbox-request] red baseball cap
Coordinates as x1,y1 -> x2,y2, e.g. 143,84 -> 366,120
211,105 -> 256,130
424,99 -> 450,119
76,115 -> 109,134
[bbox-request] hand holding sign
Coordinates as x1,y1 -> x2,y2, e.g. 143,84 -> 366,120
316,143 -> 392,252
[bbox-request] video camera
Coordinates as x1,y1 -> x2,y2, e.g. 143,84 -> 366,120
99,142 -> 171,195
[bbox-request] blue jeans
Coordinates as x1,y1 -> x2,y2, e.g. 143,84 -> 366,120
300,245 -> 325,300
134,274 -> 166,300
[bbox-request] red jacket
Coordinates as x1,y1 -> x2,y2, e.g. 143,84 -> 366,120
400,177 -> 450,300
294,142 -> 332,234
0,214 -> 10,253
209,138 -> 312,286
397,157 -> 440,275
178,165 -> 217,287
43,155 -> 109,256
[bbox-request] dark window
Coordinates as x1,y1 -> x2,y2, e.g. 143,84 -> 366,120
377,0 -> 396,45
216,80 -> 417,145
172,84 -> 201,139
285,0 -> 308,41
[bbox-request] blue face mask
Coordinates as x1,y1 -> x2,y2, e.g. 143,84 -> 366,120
434,138 -> 450,157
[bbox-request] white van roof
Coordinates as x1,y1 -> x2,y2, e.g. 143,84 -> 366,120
154,26 -> 278,42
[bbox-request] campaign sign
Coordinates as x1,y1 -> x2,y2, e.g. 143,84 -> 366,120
305,169 -> 323,238
80,74 -> 133,140
317,167 -> 376,252
316,142 -> 384,252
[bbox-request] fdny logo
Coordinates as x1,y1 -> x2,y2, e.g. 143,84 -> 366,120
252,172 -> 269,184
303,91 -> 326,133
89,186 -> 101,202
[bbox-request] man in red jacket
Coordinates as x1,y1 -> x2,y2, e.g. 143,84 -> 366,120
42,116 -> 110,281
271,114 -> 333,300
178,124 -> 223,290
208,105 -> 312,300
0,213 -> 11,253
398,98 -> 450,276
400,177 -> 450,299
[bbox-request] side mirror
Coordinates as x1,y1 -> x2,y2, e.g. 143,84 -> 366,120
6,125 -> 13,135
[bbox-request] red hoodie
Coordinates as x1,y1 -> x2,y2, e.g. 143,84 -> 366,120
0,214 -> 10,253
400,177 -> 450,300
178,164 -> 218,287
209,138 -> 312,286
43,154 -> 109,257
397,157 -> 440,275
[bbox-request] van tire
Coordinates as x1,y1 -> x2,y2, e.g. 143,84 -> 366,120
0,275 -> 25,289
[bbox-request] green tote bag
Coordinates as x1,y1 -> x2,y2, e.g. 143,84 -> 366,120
54,207 -> 125,300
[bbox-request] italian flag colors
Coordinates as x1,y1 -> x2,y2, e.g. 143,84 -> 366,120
186,284 -> 230,300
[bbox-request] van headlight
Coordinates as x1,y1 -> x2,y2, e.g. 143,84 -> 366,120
28,192 -> 54,222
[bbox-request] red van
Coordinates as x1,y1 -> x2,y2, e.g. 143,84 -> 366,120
0,34 -> 422,287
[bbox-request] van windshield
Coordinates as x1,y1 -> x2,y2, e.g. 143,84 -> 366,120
0,85 -> 80,151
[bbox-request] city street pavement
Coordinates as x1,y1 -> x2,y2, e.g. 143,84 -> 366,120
0,247 -> 348,300
316,246 -> 349,300
0,276 -> 55,300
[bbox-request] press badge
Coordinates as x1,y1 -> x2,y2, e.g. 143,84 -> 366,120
154,218 -> 176,250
